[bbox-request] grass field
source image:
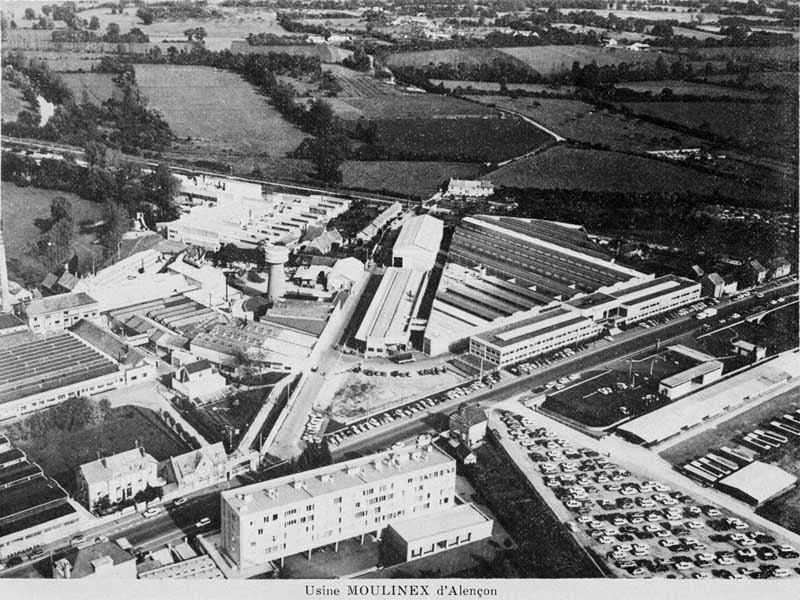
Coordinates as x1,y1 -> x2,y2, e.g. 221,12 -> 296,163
136,64 -> 307,157
9,405 -> 189,494
372,115 -> 552,163
621,100 -> 799,160
323,64 -> 402,97
61,72 -> 121,105
430,79 -> 580,95
1,81 -> 28,121
497,45 -> 673,75
703,71 -> 799,90
689,45 -> 798,64
487,146 -> 759,200
562,8 -> 723,22
615,79 -> 768,99
341,160 -> 480,197
21,51 -> 106,72
470,95 -> 708,152
2,182 -> 104,262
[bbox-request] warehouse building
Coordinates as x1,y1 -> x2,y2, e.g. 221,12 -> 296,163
716,461 -> 797,506
24,292 -> 100,333
468,307 -> 603,368
658,360 -> 725,400
220,443 -> 462,570
0,333 -> 123,421
391,214 -> 444,272
354,268 -> 429,358
0,439 -> 80,559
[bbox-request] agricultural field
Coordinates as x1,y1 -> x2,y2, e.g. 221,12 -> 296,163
60,72 -> 121,105
704,70 -> 799,91
470,95 -> 708,152
19,51 -> 106,73
323,64 -> 402,97
614,79 -> 768,99
620,101 -> 799,161
385,47 -> 527,69
229,41 -> 352,62
1,81 -> 29,121
487,145 -> 763,201
343,94 -> 497,120
670,26 -> 726,40
497,45 -> 674,75
370,115 -> 553,163
136,64 -> 308,157
341,160 -> 481,198
561,8 -> 722,22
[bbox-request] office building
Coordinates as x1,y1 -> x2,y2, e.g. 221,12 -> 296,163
220,443 -> 456,569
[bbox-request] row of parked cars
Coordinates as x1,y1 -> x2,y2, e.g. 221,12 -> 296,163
497,409 -> 800,579
507,344 -> 589,377
327,372 -> 502,447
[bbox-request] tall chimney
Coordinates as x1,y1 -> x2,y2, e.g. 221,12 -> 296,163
0,199 -> 12,313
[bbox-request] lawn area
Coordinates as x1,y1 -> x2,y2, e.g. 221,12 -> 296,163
659,384 -> 800,467
135,64 -> 308,157
7,405 -> 190,494
60,72 -> 121,105
1,80 -> 28,122
463,440 -> 602,577
341,160 -> 480,198
541,369 -> 667,429
326,369 -> 460,422
497,45 -> 673,74
487,145 -> 761,201
621,100 -> 798,161
2,181 -> 105,270
370,115 -> 552,163
470,95 -> 708,152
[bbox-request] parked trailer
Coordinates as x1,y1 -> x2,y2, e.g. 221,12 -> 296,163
706,452 -> 739,471
684,463 -> 718,484
750,432 -> 780,448
755,428 -> 788,444
698,457 -> 730,477
720,446 -> 755,465
689,460 -> 722,480
742,434 -> 772,451
784,414 -> 800,427
771,421 -> 800,437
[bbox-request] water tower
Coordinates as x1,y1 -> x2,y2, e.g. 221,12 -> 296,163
264,245 -> 289,301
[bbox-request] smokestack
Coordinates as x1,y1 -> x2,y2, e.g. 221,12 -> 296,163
0,200 -> 11,313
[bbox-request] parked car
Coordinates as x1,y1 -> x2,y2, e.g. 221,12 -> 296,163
142,508 -> 162,518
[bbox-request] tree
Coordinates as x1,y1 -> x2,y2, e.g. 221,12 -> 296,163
306,135 -> 348,182
106,22 -> 120,38
184,27 -> 206,41
136,7 -> 154,25
651,23 -> 674,39
305,99 -> 335,136
24,7 -> 35,20
89,15 -> 100,30
146,162 -> 180,221
100,199 -> 129,260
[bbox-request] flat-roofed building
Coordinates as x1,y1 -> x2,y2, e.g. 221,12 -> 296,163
659,360 -> 724,400
382,503 -> 493,564
354,268 -> 429,358
77,447 -> 162,513
716,461 -> 797,506
0,333 -> 123,421
608,275 -> 701,324
220,443 -> 456,569
24,292 -> 100,333
469,308 -> 602,367
392,214 -> 444,272
138,555 -> 224,579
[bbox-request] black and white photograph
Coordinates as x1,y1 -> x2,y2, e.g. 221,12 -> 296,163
0,1 -> 797,598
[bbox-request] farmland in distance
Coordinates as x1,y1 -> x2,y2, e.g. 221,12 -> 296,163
60,72 -> 121,105
496,45 -> 673,75
1,81 -> 28,122
341,160 -> 481,198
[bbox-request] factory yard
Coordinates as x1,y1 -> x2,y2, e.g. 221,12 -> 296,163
493,407 -> 800,579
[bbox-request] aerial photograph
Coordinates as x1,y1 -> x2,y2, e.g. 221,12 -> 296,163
0,0 -> 797,595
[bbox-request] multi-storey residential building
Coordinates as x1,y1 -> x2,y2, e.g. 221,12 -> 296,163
24,292 -> 100,333
468,308 -> 603,367
220,444 -> 457,569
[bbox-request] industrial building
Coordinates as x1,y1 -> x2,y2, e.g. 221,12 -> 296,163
355,268 -> 429,358
175,173 -> 263,206
356,202 -> 403,242
0,333 -> 123,421
70,319 -> 157,386
617,351 -> 800,446
658,360 -> 724,400
0,438 -> 80,559
161,190 -> 351,251
220,443 -> 460,569
448,216 -> 645,298
468,308 -> 603,367
24,292 -> 100,333
391,214 -> 444,272
716,461 -> 797,506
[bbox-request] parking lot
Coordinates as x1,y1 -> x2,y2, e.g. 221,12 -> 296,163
324,371 -> 503,447
493,408 -> 800,579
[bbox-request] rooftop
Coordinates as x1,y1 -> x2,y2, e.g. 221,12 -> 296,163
660,360 -> 724,388
355,268 -> 427,343
222,444 -> 453,515
393,214 -> 444,256
25,292 -> 97,317
63,541 -> 135,578
137,555 -> 223,579
70,319 -> 148,366
0,313 -> 26,331
718,461 -> 797,505
79,447 -> 158,485
388,503 -> 491,542
474,308 -> 591,348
